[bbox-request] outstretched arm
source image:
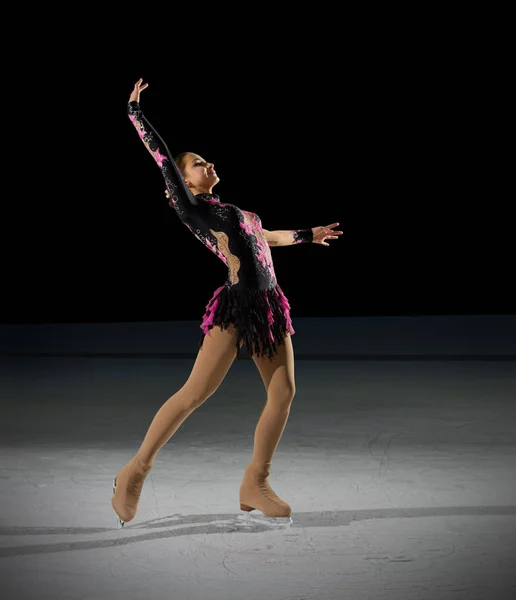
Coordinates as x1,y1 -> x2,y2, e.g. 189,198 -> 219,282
263,228 -> 314,247
263,223 -> 342,247
127,79 -> 199,221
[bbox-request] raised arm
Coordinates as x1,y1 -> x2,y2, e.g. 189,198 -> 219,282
127,79 -> 199,221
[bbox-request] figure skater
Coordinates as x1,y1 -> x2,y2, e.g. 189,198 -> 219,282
112,78 -> 342,526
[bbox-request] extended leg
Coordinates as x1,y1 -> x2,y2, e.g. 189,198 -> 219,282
136,324 -> 241,466
112,325 -> 240,524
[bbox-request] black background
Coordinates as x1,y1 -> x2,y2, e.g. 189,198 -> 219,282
3,24 -> 511,324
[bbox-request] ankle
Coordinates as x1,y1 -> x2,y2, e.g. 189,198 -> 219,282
133,455 -> 153,471
246,461 -> 272,475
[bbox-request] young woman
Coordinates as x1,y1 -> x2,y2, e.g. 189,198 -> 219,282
112,79 -> 342,527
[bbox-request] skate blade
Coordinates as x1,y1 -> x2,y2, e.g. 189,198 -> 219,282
112,477 -> 126,528
237,512 -> 293,528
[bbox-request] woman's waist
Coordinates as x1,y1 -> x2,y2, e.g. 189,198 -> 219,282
223,279 -> 278,292
221,266 -> 277,290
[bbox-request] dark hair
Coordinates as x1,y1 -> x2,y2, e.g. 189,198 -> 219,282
174,152 -> 191,175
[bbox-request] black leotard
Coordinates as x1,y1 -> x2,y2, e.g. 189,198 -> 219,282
128,100 -> 313,359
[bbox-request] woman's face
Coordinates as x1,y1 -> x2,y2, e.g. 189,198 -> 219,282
182,153 -> 219,191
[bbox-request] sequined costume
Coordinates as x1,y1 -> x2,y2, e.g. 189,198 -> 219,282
128,101 -> 313,359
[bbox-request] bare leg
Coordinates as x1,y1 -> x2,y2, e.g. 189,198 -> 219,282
239,334 -> 296,518
249,333 -> 296,466
112,324 -> 241,523
136,324 -> 241,465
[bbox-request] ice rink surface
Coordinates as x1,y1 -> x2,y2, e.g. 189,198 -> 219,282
1,355 -> 515,599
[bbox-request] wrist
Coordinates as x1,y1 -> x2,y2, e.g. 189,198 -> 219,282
292,228 -> 314,244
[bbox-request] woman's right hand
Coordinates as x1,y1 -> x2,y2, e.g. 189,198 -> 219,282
129,78 -> 149,103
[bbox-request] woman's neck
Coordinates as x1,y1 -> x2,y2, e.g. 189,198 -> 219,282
190,185 -> 215,195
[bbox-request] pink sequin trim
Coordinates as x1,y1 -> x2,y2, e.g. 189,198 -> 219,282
275,285 -> 295,335
264,293 -> 275,343
200,285 -> 225,334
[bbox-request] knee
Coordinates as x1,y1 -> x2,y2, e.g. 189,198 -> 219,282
180,385 -> 215,410
287,384 -> 296,405
274,383 -> 296,409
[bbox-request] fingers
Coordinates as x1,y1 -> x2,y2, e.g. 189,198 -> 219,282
134,78 -> 149,90
316,234 -> 340,245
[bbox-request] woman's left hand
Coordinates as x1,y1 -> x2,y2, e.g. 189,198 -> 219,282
312,223 -> 343,246
129,78 -> 149,104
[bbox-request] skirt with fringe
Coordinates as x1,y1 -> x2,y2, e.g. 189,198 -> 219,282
198,283 -> 295,359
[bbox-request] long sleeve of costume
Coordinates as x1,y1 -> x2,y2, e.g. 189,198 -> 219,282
127,101 -> 199,221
